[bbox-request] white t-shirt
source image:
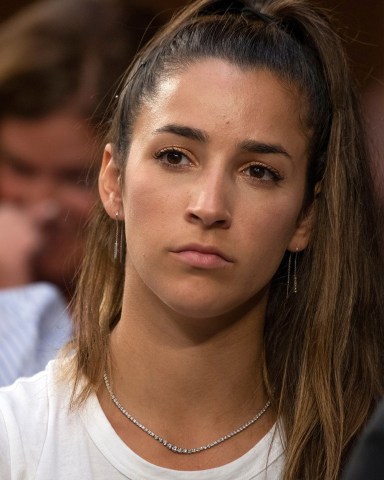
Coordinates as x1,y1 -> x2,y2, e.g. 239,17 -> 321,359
0,361 -> 284,479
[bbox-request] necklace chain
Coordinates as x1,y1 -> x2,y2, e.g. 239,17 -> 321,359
103,372 -> 271,455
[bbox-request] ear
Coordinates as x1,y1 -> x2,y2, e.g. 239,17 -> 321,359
98,143 -> 123,219
287,200 -> 315,253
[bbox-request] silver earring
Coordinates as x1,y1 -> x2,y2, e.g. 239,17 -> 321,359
287,248 -> 299,298
114,212 -> 123,262
287,253 -> 291,299
293,248 -> 298,294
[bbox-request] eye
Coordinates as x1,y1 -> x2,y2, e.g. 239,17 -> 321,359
153,147 -> 191,168
243,163 -> 282,183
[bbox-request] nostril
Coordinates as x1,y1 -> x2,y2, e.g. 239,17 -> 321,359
185,183 -> 232,228
186,207 -> 231,228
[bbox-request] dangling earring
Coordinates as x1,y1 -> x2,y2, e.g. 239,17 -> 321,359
114,212 -> 123,262
286,252 -> 292,299
287,248 -> 299,298
293,248 -> 298,294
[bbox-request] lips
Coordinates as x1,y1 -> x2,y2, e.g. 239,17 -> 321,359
170,244 -> 233,269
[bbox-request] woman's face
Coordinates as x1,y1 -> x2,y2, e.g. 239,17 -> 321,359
101,59 -> 313,319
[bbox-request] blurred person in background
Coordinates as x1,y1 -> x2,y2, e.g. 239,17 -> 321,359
0,0 -> 156,386
0,282 -> 71,386
0,0 -> 155,301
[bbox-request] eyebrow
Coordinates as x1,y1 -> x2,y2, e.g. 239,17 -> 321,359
153,123 -> 291,159
238,140 -> 292,160
153,124 -> 209,142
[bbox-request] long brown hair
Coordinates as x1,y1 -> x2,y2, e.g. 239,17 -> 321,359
67,1 -> 384,478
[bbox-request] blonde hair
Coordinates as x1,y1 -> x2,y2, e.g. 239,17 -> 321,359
66,1 -> 384,478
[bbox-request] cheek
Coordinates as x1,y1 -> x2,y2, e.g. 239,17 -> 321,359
240,196 -> 303,264
123,172 -> 173,242
261,203 -> 299,239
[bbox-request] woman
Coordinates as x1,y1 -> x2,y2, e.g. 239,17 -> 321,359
1,0 -> 383,478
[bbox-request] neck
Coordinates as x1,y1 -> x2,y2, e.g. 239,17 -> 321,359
107,277 -> 269,426
98,275 -> 274,470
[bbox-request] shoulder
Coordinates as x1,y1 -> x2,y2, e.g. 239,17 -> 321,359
0,360 -> 71,477
0,357 -> 72,422
0,357 -> 59,422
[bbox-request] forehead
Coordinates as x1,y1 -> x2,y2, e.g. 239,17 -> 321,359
0,112 -> 97,171
133,58 -> 309,155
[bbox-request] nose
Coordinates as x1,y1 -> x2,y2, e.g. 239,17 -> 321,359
185,170 -> 232,228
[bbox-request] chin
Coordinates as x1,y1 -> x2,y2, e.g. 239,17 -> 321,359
161,285 -> 268,324
163,296 -> 244,320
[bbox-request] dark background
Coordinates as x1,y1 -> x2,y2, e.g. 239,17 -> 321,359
1,0 -> 383,92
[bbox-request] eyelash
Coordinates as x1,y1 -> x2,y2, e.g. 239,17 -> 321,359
242,163 -> 284,183
153,147 -> 284,183
153,147 -> 191,168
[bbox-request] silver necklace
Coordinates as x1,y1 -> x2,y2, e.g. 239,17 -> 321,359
103,372 -> 271,455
